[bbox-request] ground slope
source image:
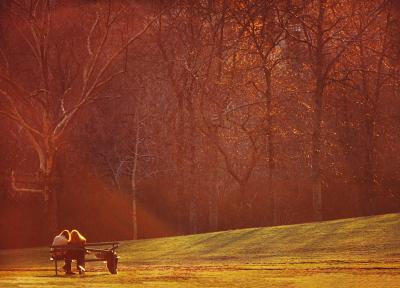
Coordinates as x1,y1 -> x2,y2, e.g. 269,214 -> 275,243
0,213 -> 399,287
119,213 -> 400,265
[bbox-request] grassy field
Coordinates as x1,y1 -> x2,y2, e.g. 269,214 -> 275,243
1,213 -> 399,287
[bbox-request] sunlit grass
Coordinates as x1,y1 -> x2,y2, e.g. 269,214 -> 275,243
1,213 -> 399,287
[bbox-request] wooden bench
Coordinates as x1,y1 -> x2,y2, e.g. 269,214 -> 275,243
50,242 -> 119,275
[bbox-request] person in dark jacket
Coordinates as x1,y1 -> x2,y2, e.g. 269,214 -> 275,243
65,229 -> 87,274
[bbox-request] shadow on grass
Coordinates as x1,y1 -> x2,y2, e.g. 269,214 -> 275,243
35,273 -> 110,278
195,229 -> 262,254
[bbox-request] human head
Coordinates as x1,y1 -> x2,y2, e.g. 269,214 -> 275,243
69,229 -> 86,244
59,229 -> 70,241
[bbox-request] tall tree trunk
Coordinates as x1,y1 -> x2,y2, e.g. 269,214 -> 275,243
131,120 -> 140,240
363,113 -> 375,215
42,145 -> 58,237
176,94 -> 187,234
208,145 -> 219,231
359,35 -> 372,215
311,0 -> 326,221
45,173 -> 58,237
312,79 -> 324,221
263,68 -> 277,225
187,97 -> 198,234
208,184 -> 219,231
131,174 -> 138,240
206,4 -> 225,232
239,182 -> 250,228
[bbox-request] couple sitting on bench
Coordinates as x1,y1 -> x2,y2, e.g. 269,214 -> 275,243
51,229 -> 86,275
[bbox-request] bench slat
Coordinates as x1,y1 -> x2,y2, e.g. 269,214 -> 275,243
50,242 -> 119,249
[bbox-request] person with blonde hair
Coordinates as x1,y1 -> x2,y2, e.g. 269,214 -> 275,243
69,229 -> 87,245
66,229 -> 87,274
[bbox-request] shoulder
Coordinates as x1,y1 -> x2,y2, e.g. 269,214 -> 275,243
52,235 -> 68,246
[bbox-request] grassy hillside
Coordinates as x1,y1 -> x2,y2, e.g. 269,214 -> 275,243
1,213 -> 399,287
120,213 -> 400,265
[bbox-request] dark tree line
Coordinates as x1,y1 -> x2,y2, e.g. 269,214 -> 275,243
0,0 -> 399,248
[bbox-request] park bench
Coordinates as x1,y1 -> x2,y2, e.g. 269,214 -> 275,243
50,242 -> 119,275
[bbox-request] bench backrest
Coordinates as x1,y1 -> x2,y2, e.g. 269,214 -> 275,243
50,242 -> 119,249
50,242 -> 119,255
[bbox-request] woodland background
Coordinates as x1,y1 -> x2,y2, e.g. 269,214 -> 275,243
0,0 -> 399,248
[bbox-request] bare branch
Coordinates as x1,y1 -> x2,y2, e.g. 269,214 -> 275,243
92,70 -> 125,91
87,11 -> 100,56
0,47 -> 10,73
0,89 -> 44,137
84,11 -> 166,99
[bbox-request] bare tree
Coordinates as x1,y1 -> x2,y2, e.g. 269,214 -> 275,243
286,0 -> 385,220
0,1 -> 161,234
230,0 -> 287,225
351,2 -> 395,214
